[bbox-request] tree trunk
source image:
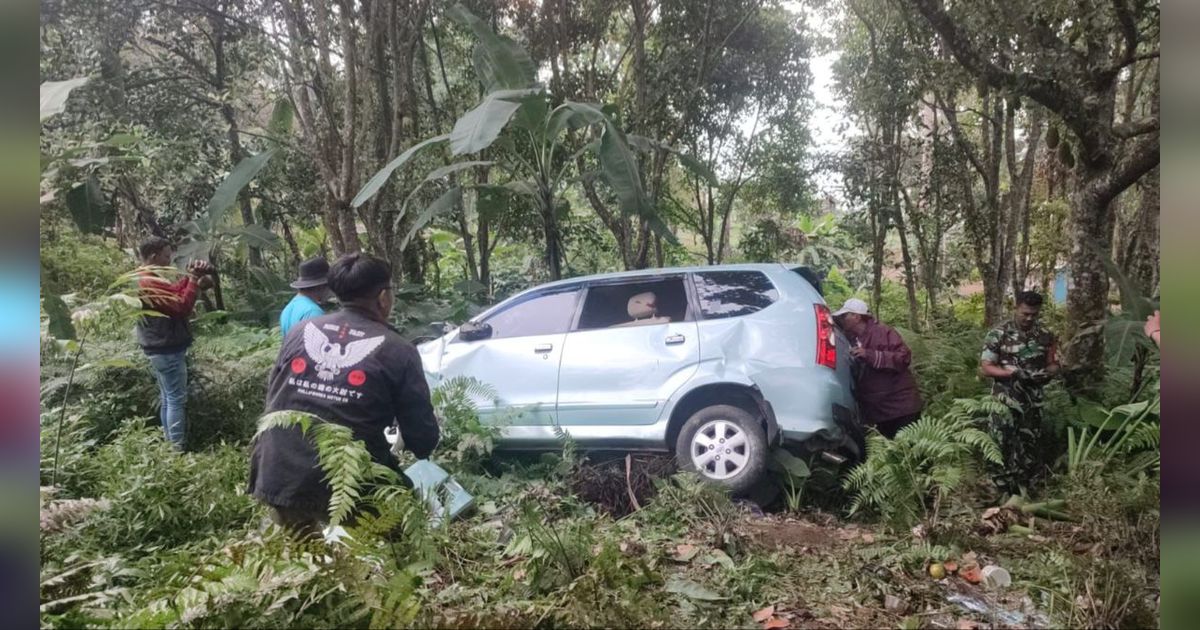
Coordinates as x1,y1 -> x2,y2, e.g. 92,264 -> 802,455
868,166 -> 885,313
541,188 -> 563,280
475,164 -> 492,298
1006,105 -> 1043,297
1063,176 -> 1112,389
457,190 -> 479,285
336,200 -> 361,254
209,250 -> 227,311
894,198 -> 921,331
1122,166 -> 1159,296
269,202 -> 302,266
402,239 -> 424,285
210,6 -> 263,268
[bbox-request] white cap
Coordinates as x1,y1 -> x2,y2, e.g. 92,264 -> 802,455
832,298 -> 871,318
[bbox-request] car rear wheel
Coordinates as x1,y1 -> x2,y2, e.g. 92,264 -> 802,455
674,405 -> 768,496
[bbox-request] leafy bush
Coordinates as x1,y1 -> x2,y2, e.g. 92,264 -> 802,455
898,319 -> 991,417
51,426 -> 256,553
822,266 -> 855,309
845,397 -> 1005,529
187,324 -> 280,447
640,473 -> 738,547
41,323 -> 279,450
951,291 -> 986,327
105,531 -> 381,629
430,376 -> 501,474
40,228 -> 132,300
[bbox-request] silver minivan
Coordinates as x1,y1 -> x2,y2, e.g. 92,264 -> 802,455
417,263 -> 859,494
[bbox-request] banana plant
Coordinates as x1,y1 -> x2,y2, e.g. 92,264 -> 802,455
172,98 -> 295,309
40,77 -> 89,121
1067,387 -> 1160,476
353,4 -> 709,280
41,77 -> 139,235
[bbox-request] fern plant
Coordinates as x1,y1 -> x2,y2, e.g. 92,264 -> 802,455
505,506 -> 594,591
551,421 -> 580,476
430,376 -> 500,473
256,411 -> 401,527
844,397 -> 1004,529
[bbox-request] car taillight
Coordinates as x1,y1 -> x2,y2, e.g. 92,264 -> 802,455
815,304 -> 837,369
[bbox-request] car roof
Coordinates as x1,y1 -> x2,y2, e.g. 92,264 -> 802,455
531,262 -> 791,291
471,262 -> 814,322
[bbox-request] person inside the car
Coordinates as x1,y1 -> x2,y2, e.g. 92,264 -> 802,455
613,291 -> 672,327
248,253 -> 440,537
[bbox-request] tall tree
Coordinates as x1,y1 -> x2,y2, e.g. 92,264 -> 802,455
277,0 -> 366,257
836,0 -> 924,328
899,0 -> 1160,378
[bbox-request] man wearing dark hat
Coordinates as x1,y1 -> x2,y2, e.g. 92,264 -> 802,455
280,257 -> 332,336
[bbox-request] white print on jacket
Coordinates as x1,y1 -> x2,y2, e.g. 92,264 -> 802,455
303,322 -> 386,381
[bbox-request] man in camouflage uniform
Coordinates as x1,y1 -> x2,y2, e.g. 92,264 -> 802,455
979,291 -> 1060,496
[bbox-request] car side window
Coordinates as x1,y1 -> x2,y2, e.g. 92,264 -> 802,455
480,289 -> 580,339
575,277 -> 689,330
692,271 -> 779,319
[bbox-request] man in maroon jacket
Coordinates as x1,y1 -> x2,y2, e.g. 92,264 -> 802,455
833,298 -> 923,438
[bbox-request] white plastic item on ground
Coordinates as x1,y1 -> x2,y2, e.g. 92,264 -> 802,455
322,525 -> 352,545
981,564 -> 1012,589
404,459 -> 474,525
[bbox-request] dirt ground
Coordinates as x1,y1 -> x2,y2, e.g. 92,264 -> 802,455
730,512 -> 1061,629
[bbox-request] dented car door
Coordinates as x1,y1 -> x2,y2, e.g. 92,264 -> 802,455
433,287 -> 581,427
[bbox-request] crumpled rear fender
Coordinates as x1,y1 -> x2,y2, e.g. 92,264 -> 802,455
664,309 -> 856,445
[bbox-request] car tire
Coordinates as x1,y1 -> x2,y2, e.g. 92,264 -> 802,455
674,404 -> 768,496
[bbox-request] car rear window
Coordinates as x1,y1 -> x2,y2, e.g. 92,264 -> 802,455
691,271 -> 779,319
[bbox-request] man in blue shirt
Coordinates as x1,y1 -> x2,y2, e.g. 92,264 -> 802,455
280,257 -> 332,335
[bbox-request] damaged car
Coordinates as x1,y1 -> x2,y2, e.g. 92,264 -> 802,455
414,263 -> 861,495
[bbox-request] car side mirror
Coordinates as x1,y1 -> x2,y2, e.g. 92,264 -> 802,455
458,321 -> 492,342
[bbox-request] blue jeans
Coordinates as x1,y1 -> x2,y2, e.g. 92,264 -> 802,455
147,351 -> 188,449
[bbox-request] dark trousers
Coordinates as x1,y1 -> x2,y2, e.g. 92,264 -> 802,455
874,413 -> 920,439
269,504 -> 326,540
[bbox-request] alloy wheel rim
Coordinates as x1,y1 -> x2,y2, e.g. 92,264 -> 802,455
690,419 -> 750,480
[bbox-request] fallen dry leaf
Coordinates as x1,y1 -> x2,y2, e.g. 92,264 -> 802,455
763,618 -> 790,629
956,619 -> 979,629
884,594 -> 906,613
862,533 -> 876,543
753,606 -> 775,623
960,564 -> 983,584
673,544 -> 699,562
944,561 -> 959,573
963,551 -> 978,563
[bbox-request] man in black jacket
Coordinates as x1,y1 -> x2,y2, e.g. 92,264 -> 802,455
248,253 -> 440,534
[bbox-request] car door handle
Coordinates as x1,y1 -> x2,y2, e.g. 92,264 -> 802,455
534,343 -> 554,353
665,334 -> 686,345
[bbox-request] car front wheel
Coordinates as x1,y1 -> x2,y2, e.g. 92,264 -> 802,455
674,404 -> 768,496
